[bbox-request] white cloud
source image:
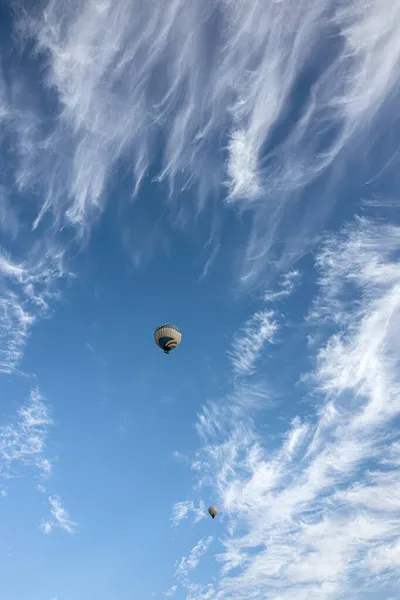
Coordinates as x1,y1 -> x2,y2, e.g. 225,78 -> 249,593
0,249 -> 67,374
41,495 -> 77,535
226,130 -> 261,200
0,388 -> 53,479
228,1 -> 400,283
41,521 -> 53,535
164,537 -> 214,597
173,536 -> 214,594
0,288 -> 34,374
0,0 -> 398,378
10,1 -> 395,213
264,270 -> 301,303
0,0 -> 395,297
0,388 -> 74,534
171,500 -> 206,527
175,537 -> 214,579
198,244 -> 220,283
312,217 -> 400,430
173,218 -> 400,599
164,585 -> 177,597
229,310 -> 277,376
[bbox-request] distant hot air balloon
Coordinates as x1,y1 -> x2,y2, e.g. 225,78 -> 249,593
208,506 -> 218,519
154,324 -> 182,354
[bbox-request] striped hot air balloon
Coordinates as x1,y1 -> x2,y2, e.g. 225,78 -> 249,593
154,324 -> 182,354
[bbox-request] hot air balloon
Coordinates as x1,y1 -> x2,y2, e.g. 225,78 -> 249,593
208,506 -> 218,519
154,323 -> 182,354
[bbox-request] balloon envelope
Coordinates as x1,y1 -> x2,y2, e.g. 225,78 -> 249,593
208,506 -> 218,519
154,324 -> 182,354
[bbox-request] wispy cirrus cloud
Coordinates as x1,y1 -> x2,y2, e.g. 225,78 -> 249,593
194,275 -> 292,449
198,243 -> 220,283
163,585 -> 177,597
41,495 -> 77,535
264,270 -> 300,303
0,3 -> 398,596
229,310 -> 278,377
175,276 -> 295,534
173,217 -> 400,599
0,0 -> 399,373
195,381 -> 273,445
0,249 -> 68,374
0,290 -> 34,375
170,536 -> 214,595
0,387 -> 53,479
0,387 -> 76,534
2,0 -> 398,277
171,500 -> 207,528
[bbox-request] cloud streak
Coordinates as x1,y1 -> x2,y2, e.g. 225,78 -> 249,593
175,536 -> 214,582
164,585 -> 177,597
0,388 -> 53,479
174,218 -> 400,599
169,536 -> 214,597
0,387 -> 76,534
41,495 -> 77,535
171,500 -> 207,527
0,0 -> 399,372
0,249 -> 67,374
2,1 -> 397,269
229,309 -> 278,377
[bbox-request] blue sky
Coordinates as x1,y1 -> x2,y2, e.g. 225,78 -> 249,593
1,1 -> 400,599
